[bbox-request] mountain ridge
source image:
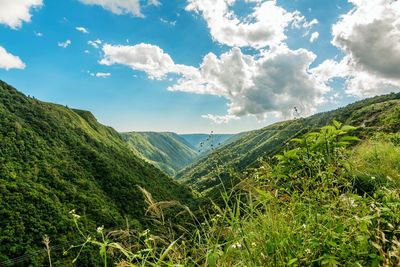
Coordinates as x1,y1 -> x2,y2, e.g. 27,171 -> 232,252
177,92 -> 400,192
0,80 -> 194,264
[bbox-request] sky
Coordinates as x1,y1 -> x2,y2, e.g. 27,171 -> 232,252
0,0 -> 399,134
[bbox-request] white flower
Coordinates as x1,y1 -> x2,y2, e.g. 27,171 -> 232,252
96,226 -> 104,233
231,242 -> 242,249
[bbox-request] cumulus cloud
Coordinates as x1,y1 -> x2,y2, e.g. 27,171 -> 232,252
58,40 -> 72,48
99,43 -> 197,79
78,0 -> 160,17
0,46 -> 26,70
171,46 -> 328,121
185,0 -> 306,48
76,26 -> 89,34
88,39 -> 102,48
319,0 -> 400,97
309,31 -> 319,42
0,0 -> 42,29
100,42 -> 328,122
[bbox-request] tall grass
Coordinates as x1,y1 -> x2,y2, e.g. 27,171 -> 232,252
67,123 -> 400,266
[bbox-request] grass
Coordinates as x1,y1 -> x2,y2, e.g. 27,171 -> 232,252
67,123 -> 400,266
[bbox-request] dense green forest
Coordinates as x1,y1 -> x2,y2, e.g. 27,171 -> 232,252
1,80 -> 399,266
121,132 -> 198,176
120,132 -> 237,176
68,120 -> 400,266
177,93 -> 400,193
0,81 -> 194,265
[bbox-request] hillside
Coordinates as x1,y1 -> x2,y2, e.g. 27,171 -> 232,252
177,92 -> 400,192
121,132 -> 198,176
179,133 -> 236,153
0,81 -> 194,265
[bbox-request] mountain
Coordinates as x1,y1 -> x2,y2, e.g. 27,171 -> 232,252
177,92 -> 400,193
179,133 -> 236,153
0,81 -> 194,265
121,132 -> 198,176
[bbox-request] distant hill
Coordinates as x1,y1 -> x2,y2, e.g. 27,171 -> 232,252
177,92 -> 400,193
121,132 -> 198,176
179,133 -> 236,153
0,81 -> 194,265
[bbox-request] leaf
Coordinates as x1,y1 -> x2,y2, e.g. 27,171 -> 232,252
333,120 -> 342,129
287,258 -> 298,265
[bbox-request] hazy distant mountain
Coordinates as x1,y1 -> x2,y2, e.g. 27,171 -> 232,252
177,92 -> 400,193
179,134 -> 235,153
121,132 -> 198,176
0,81 -> 193,264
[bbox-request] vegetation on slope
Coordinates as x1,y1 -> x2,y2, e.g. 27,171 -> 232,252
71,121 -> 400,266
177,93 -> 400,193
121,132 -> 198,176
0,81 -> 194,265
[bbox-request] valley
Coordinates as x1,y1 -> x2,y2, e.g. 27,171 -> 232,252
0,80 -> 399,266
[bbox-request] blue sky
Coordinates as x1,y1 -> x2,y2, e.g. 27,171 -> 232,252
0,0 -> 398,133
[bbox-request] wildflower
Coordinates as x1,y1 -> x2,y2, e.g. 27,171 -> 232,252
231,242 -> 242,249
69,209 -> 80,219
96,226 -> 104,233
302,224 -> 307,229
305,248 -> 311,254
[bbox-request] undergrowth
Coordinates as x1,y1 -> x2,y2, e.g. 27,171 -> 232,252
63,121 -> 400,266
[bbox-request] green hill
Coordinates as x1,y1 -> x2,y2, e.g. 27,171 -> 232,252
121,132 -> 198,176
0,81 -> 194,265
177,92 -> 400,193
179,133 -> 236,153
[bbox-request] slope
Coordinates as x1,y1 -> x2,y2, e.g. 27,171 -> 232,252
180,133 -> 236,153
0,81 -> 194,265
177,92 -> 400,192
121,132 -> 198,176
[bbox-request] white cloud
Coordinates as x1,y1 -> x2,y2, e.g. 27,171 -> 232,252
309,31 -> 319,43
88,39 -> 102,48
0,46 -> 26,70
34,31 -> 43,37
78,0 -> 160,17
148,0 -> 161,6
185,0 -> 306,49
160,18 -> 176,26
76,26 -> 89,34
99,43 -> 197,79
0,0 -> 42,29
322,0 -> 400,97
95,72 -> 111,77
202,114 -> 240,124
100,42 -> 328,121
171,46 -> 328,121
58,40 -> 72,48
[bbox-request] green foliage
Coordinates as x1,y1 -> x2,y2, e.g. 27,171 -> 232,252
121,132 -> 199,176
0,81 -> 194,265
178,93 -> 400,193
273,120 -> 359,189
72,121 -> 399,266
